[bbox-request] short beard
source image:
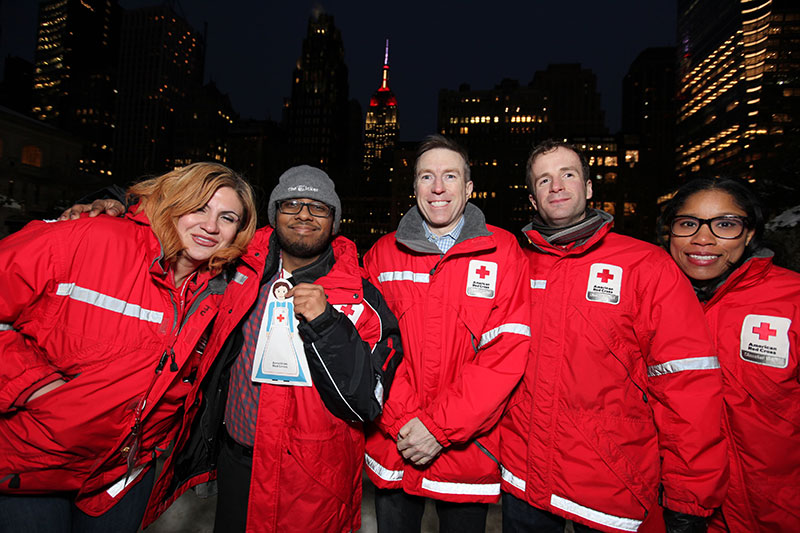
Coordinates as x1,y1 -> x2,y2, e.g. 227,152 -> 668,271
275,224 -> 331,259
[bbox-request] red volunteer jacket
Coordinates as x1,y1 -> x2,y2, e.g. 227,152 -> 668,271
144,227 -> 402,532
0,212 -> 230,516
364,204 -> 530,503
702,254 -> 800,533
498,215 -> 728,533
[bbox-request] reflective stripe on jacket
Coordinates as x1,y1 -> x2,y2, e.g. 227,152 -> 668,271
0,212 -> 229,516
498,217 -> 728,533
703,254 -> 800,533
364,204 -> 530,504
144,227 -> 403,532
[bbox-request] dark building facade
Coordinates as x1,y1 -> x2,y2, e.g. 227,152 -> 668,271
173,81 -> 236,169
113,5 -> 205,182
0,105 -> 84,236
676,0 -> 800,209
622,47 -> 678,237
227,118 -> 287,221
438,65 -> 607,231
1,56 -> 34,116
283,11 -> 357,188
31,0 -> 121,181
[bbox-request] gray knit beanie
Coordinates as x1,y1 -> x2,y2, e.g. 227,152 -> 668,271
268,165 -> 341,233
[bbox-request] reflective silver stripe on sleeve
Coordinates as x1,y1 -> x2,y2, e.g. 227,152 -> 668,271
531,279 -> 547,289
479,323 -> 531,348
550,494 -> 642,532
647,356 -> 720,377
501,466 -> 526,491
233,272 -> 248,284
377,271 -> 430,283
365,454 -> 404,482
56,283 -> 164,324
421,477 -> 500,496
0,323 -> 13,331
309,342 -> 363,422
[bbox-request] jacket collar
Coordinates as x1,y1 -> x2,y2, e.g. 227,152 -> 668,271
395,203 -> 493,255
703,249 -> 774,307
523,209 -> 614,256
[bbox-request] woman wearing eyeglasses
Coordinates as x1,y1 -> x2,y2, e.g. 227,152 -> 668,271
0,163 -> 257,532
660,178 -> 800,533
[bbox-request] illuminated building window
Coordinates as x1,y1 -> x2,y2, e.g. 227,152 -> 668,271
21,145 -> 43,168
605,172 -> 617,183
624,202 -> 636,216
625,150 -> 639,165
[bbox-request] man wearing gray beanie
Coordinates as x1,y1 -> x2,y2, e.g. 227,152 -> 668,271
88,164 -> 403,532
57,164 -> 403,531
187,164 -> 404,532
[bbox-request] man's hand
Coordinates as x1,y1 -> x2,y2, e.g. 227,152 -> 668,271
397,417 -> 442,466
26,379 -> 67,403
59,199 -> 125,221
288,283 -> 329,322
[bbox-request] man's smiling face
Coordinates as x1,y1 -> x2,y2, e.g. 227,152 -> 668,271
414,148 -> 473,236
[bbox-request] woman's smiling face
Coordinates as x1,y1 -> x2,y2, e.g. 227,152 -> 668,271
669,189 -> 754,281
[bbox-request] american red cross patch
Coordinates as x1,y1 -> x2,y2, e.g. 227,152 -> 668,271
466,260 -> 497,299
585,263 -> 622,305
740,314 -> 791,369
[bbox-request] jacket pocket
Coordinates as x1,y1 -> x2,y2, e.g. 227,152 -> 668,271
286,423 -> 361,505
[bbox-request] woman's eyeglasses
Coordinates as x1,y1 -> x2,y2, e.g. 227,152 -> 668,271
670,215 -> 748,239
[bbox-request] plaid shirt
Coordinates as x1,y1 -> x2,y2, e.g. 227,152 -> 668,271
224,269 -> 282,447
423,215 -> 465,254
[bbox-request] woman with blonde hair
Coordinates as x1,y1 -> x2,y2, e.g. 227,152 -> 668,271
0,162 -> 256,532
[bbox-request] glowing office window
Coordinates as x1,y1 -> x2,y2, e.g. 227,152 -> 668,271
21,145 -> 43,168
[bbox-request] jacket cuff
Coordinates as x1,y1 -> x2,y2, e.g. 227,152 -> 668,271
302,304 -> 338,338
662,495 -> 713,518
418,412 -> 451,447
387,410 -> 421,440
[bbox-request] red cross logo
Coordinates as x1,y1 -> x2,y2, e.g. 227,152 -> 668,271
276,313 -> 285,323
475,265 -> 491,279
752,322 -> 777,341
340,304 -> 355,316
597,269 -> 614,283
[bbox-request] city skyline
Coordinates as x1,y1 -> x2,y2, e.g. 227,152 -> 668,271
1,0 -> 678,140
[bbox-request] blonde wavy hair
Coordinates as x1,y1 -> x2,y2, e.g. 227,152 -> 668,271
128,162 -> 257,273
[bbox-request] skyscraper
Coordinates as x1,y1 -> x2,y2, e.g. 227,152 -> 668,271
622,47 -> 678,234
113,5 -> 205,181
676,0 -> 800,207
438,64 -> 608,229
31,0 -> 121,180
363,40 -> 399,178
284,10 -> 352,183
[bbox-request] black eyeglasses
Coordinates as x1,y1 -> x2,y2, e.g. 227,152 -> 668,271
670,215 -> 748,239
277,200 -> 333,218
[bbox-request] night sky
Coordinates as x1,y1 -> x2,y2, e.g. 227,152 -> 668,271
1,0 -> 677,140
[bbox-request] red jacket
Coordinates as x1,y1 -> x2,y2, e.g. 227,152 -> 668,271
701,254 -> 800,533
0,212 -> 230,516
144,227 -> 402,532
363,204 -> 530,503
498,215 -> 728,533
